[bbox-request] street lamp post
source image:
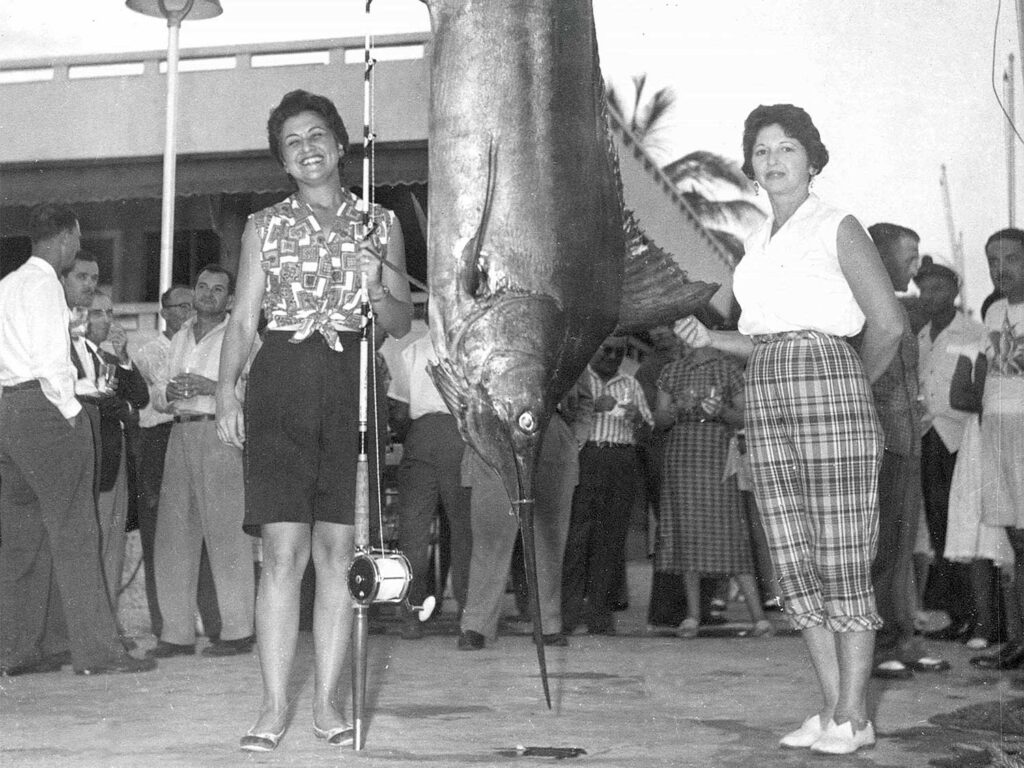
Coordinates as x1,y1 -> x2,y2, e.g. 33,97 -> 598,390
126,0 -> 222,300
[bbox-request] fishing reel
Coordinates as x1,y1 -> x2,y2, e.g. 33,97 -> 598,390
347,548 -> 436,621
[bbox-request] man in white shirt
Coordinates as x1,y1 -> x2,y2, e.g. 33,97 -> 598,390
147,266 -> 258,659
916,256 -> 996,644
0,203 -> 155,676
134,286 -> 222,641
389,329 -> 472,640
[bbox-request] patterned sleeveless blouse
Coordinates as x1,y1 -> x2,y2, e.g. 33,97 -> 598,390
250,191 -> 393,351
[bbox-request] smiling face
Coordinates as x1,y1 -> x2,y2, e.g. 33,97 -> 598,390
86,293 -> 114,344
193,270 -> 231,319
750,123 -> 815,197
279,110 -> 343,186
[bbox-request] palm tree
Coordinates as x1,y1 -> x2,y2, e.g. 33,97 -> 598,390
606,78 -> 764,248
605,74 -> 677,160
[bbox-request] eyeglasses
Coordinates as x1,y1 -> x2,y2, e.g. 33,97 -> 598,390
600,345 -> 625,356
164,302 -> 194,311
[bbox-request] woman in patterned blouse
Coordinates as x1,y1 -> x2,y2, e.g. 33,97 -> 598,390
217,90 -> 412,752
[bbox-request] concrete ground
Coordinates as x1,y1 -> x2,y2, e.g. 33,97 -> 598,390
3,541 -> 1024,768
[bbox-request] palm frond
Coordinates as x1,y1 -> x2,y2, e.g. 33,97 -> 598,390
706,228 -> 746,262
664,151 -> 751,191
681,193 -> 764,229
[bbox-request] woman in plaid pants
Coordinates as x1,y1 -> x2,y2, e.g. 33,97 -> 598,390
677,104 -> 903,755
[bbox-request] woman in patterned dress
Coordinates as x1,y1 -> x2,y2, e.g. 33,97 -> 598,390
217,90 -> 412,752
652,343 -> 771,639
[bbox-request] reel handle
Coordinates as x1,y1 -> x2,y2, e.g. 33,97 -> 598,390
404,594 -> 436,622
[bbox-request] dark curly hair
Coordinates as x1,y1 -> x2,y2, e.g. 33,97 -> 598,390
741,104 -> 829,180
267,89 -> 350,168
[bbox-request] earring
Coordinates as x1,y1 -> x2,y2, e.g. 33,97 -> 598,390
752,181 -> 760,196
809,176 -> 815,190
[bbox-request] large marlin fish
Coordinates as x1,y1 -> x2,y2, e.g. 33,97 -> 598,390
421,0 -> 717,705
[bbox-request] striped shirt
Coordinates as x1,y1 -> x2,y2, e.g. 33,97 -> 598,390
582,366 -> 653,445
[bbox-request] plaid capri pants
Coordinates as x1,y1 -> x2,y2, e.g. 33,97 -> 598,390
744,331 -> 884,632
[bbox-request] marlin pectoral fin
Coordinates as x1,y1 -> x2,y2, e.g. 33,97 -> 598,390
459,138 -> 499,299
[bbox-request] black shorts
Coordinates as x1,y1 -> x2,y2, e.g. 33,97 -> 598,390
243,331 -> 385,535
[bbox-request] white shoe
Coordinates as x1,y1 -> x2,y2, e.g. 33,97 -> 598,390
810,719 -> 876,755
779,714 -> 830,748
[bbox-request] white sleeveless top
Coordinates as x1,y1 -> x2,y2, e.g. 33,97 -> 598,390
734,194 -> 866,338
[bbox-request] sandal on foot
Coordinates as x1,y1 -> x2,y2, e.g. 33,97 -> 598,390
676,618 -> 699,639
240,725 -> 285,752
751,619 -> 774,637
313,723 -> 355,747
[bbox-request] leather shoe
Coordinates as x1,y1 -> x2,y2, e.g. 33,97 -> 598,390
872,660 -> 913,680
780,714 -> 830,748
972,644 -> 1024,670
74,655 -> 157,675
202,635 -> 255,657
457,630 -> 485,650
905,656 -> 951,673
810,720 -> 875,755
924,620 -> 972,642
146,640 -> 195,659
0,654 -> 67,677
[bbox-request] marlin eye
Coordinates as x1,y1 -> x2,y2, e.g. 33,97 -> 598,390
517,410 -> 537,434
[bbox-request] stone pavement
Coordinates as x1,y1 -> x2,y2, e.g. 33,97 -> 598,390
2,560 -> 1023,768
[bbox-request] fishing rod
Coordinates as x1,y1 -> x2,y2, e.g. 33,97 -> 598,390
347,1 -> 433,751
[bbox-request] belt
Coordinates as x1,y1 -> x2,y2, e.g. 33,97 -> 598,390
751,330 -> 845,345
585,440 -> 634,449
173,414 -> 216,423
1,380 -> 41,392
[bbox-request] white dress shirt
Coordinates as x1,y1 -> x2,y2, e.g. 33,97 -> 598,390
153,316 -> 259,416
387,332 -> 450,419
134,334 -> 174,428
918,311 -> 988,452
0,256 -> 81,418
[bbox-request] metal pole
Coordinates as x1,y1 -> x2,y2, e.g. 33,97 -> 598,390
1016,0 -> 1024,83
1006,56 -> 1017,227
159,16 -> 182,299
352,1 -> 374,751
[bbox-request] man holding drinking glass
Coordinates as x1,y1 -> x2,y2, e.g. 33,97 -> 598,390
148,265 -> 259,659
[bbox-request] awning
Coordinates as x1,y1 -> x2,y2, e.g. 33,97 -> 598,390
0,141 -> 428,207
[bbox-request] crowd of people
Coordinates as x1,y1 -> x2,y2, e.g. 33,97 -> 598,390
1,92 -> 1022,760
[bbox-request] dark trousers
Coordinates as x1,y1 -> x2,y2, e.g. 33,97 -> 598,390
562,443 -> 638,632
872,449 -> 920,658
138,423 -> 221,639
397,413 -> 472,610
0,389 -> 123,668
920,428 -> 973,624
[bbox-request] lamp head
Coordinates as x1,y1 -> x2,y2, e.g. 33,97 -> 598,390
125,0 -> 223,21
